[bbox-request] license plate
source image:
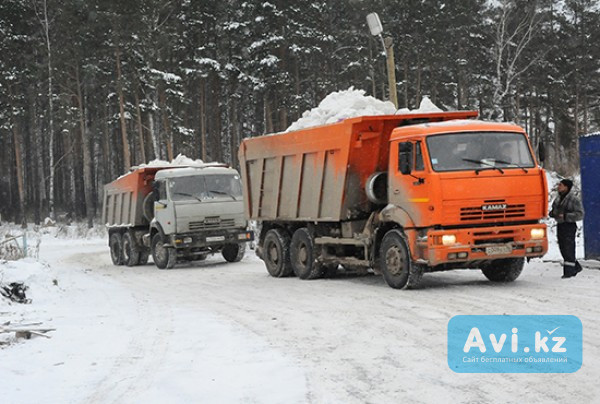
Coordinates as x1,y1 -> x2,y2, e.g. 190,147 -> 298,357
485,245 -> 512,255
206,236 -> 225,242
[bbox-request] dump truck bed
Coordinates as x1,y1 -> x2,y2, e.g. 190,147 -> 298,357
102,166 -> 168,227
239,111 -> 477,222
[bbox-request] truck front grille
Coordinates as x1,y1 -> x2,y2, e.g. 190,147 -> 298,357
189,218 -> 236,231
473,229 -> 516,245
460,204 -> 526,221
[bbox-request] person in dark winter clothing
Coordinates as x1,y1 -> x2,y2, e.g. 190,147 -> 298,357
549,179 -> 584,278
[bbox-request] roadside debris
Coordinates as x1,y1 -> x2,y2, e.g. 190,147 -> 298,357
0,321 -> 55,342
0,282 -> 31,304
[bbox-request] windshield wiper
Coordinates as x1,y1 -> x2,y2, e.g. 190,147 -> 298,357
461,158 -> 504,174
208,189 -> 237,201
174,192 -> 203,202
493,159 -> 529,173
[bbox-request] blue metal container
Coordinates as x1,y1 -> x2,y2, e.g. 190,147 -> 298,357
579,133 -> 600,260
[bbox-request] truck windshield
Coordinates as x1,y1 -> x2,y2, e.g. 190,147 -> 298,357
426,132 -> 535,172
169,174 -> 243,201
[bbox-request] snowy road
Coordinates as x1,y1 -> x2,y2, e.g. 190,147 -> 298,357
3,236 -> 600,403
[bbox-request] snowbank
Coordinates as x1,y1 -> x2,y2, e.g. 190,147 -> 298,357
0,259 -> 57,306
0,258 -> 59,347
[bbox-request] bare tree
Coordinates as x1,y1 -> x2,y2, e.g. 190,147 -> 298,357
33,0 -> 55,219
116,46 -> 131,172
489,1 -> 543,121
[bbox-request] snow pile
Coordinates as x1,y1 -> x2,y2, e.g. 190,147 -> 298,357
397,95 -> 443,114
0,259 -> 58,306
0,258 -> 59,346
116,154 -> 227,180
286,88 -> 396,131
286,88 -> 447,132
140,153 -> 205,168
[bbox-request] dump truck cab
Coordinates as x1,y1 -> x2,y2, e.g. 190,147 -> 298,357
150,166 -> 251,252
385,120 -> 547,269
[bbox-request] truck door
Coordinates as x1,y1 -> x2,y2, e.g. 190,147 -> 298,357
154,179 -> 176,235
389,140 -> 431,226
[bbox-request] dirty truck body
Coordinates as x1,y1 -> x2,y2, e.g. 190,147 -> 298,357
102,165 -> 253,269
239,111 -> 548,289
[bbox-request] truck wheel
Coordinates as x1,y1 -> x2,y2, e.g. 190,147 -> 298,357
380,230 -> 411,289
290,228 -> 324,280
481,258 -> 524,282
263,229 -> 293,277
122,232 -> 140,266
138,250 -> 150,265
152,233 -> 176,270
222,243 -> 246,262
109,233 -> 123,266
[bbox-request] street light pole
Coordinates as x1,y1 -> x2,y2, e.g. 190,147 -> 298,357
383,37 -> 398,109
366,12 -> 398,109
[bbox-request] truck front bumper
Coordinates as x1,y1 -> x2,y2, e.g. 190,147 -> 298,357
422,223 -> 547,267
171,229 -> 254,249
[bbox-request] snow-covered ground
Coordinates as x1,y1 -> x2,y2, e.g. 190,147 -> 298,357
0,170 -> 593,403
1,228 -> 598,404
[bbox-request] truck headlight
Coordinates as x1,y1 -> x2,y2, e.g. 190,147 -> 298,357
237,232 -> 251,240
442,234 -> 457,245
530,228 -> 545,239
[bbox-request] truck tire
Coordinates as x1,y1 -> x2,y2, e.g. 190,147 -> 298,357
290,228 -> 324,280
481,258 -> 524,282
322,263 -> 339,278
122,232 -> 140,266
152,233 -> 176,270
406,264 -> 425,289
222,243 -> 246,262
109,233 -> 123,266
138,250 -> 150,265
263,229 -> 293,277
380,230 -> 412,289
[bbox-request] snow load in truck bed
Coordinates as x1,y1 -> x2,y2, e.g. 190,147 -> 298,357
285,88 -> 443,132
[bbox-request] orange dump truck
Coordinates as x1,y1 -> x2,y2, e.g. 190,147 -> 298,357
238,111 -> 548,289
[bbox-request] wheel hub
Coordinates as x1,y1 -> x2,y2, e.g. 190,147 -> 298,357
385,247 -> 403,276
268,244 -> 279,264
298,244 -> 308,265
155,242 -> 166,261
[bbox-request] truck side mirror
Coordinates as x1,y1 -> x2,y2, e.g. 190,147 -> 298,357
538,140 -> 545,164
398,142 -> 413,175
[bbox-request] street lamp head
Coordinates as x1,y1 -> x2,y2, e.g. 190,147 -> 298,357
366,13 -> 383,36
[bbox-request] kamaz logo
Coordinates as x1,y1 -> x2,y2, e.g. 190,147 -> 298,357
204,217 -> 220,224
482,204 -> 507,211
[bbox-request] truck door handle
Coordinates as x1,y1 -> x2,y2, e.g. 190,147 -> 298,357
393,189 -> 400,194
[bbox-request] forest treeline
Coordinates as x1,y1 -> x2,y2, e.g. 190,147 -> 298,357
1,0 -> 599,227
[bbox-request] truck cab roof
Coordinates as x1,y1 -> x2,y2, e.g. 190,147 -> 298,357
390,119 -> 526,141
